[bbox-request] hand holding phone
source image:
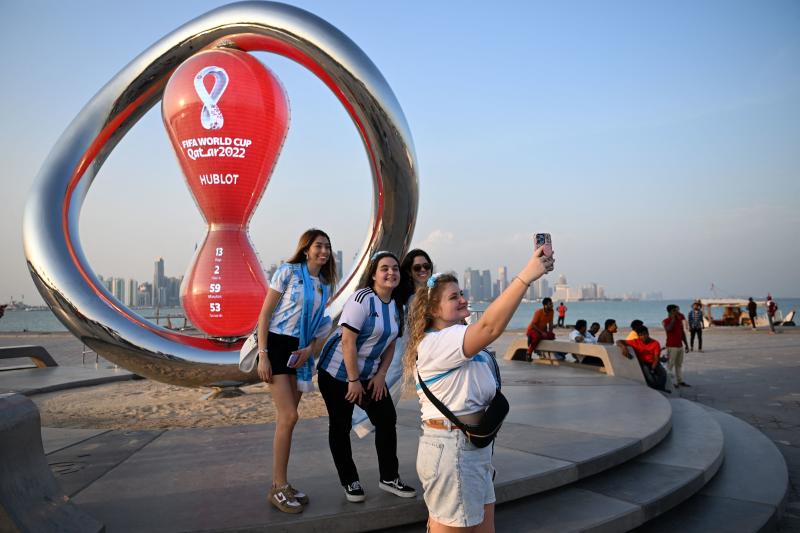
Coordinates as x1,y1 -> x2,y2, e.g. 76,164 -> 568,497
287,351 -> 300,368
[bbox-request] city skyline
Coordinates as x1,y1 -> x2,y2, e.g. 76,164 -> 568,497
69,251 -> 669,311
77,258 -> 666,310
3,1 -> 799,306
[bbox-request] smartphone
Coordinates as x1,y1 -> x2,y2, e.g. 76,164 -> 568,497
287,352 -> 300,368
534,233 -> 553,257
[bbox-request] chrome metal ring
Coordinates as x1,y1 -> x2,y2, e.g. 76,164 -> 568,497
22,1 -> 418,387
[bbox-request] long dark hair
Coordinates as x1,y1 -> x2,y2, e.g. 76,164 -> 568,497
395,249 -> 433,307
286,228 -> 337,289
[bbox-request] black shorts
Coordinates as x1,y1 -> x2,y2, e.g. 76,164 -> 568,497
266,332 -> 300,376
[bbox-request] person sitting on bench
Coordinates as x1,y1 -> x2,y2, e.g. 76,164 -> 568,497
616,326 -> 669,393
526,297 -> 556,360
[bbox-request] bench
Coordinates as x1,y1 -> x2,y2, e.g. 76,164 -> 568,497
0,393 -> 104,532
504,336 -> 644,383
0,345 -> 58,369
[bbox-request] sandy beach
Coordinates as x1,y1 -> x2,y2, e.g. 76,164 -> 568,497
0,330 -> 420,430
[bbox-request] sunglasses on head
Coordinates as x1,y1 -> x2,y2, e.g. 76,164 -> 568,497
412,263 -> 432,272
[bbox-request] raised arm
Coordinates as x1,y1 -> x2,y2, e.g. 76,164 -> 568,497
464,248 -> 553,356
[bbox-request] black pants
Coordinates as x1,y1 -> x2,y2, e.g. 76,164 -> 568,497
557,316 -> 565,328
749,314 -> 757,329
317,369 -> 399,486
690,328 -> 703,350
640,361 -> 668,392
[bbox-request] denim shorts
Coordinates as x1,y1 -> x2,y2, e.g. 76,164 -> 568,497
416,424 -> 495,527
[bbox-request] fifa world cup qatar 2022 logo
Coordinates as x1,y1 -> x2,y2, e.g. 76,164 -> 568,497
162,49 -> 289,338
24,2 -> 418,387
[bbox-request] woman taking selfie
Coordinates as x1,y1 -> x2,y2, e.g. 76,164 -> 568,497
317,251 -> 416,503
352,249 -> 434,436
404,246 -> 554,531
256,229 -> 337,514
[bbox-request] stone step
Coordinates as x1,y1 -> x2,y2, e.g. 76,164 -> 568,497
0,393 -> 104,533
385,399 -> 723,532
634,407 -> 789,533
57,363 -> 674,532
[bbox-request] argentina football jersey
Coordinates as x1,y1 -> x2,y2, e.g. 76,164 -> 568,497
268,263 -> 326,338
318,288 -> 401,381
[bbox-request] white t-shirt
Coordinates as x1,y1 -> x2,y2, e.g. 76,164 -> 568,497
569,329 -> 597,344
268,263 -> 331,339
317,288 -> 400,382
415,324 -> 499,420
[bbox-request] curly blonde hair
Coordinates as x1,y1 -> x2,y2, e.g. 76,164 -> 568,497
402,273 -> 459,384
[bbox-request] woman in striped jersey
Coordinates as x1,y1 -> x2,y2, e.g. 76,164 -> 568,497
352,248 -> 434,436
256,229 -> 337,514
317,251 -> 417,503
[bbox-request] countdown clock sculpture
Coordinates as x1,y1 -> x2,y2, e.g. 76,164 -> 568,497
22,1 -> 418,387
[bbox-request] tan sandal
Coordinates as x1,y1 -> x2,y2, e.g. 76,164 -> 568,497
287,484 -> 309,505
269,485 -> 303,514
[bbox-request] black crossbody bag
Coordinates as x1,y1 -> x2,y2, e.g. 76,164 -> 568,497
416,351 -> 509,448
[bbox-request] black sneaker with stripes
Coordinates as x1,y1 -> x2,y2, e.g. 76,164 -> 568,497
344,480 -> 366,502
378,477 -> 416,498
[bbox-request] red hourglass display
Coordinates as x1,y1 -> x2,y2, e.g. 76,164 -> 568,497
162,48 -> 289,337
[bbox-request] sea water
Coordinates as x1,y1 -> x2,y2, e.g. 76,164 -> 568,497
3,299 -> 797,333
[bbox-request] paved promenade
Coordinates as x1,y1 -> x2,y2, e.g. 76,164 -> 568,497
1,326 -> 798,530
493,327 -> 800,532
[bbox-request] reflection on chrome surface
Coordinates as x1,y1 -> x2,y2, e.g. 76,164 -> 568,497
22,1 -> 418,387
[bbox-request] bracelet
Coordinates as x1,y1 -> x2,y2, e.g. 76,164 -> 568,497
514,276 -> 532,287
348,377 -> 360,383
257,348 -> 268,355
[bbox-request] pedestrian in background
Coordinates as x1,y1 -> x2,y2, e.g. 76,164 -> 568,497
597,319 -> 617,344
687,301 -> 704,352
767,295 -> 778,334
663,305 -> 690,388
627,319 -> 644,341
747,297 -> 758,329
556,302 -> 567,328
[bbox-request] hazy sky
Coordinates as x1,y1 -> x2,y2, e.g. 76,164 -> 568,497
2,0 -> 799,305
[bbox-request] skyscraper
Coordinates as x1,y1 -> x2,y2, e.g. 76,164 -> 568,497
112,278 -> 126,302
553,274 -> 569,302
138,282 -> 153,307
335,250 -> 343,281
481,270 -> 492,301
153,258 -> 165,307
533,278 -> 550,300
497,266 -> 508,294
581,282 -> 598,300
464,268 -> 483,301
127,279 -> 138,307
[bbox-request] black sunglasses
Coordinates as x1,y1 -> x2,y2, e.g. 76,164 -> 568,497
412,263 -> 432,272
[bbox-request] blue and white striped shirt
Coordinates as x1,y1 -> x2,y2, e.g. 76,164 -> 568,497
268,263 -> 329,339
317,288 -> 400,382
